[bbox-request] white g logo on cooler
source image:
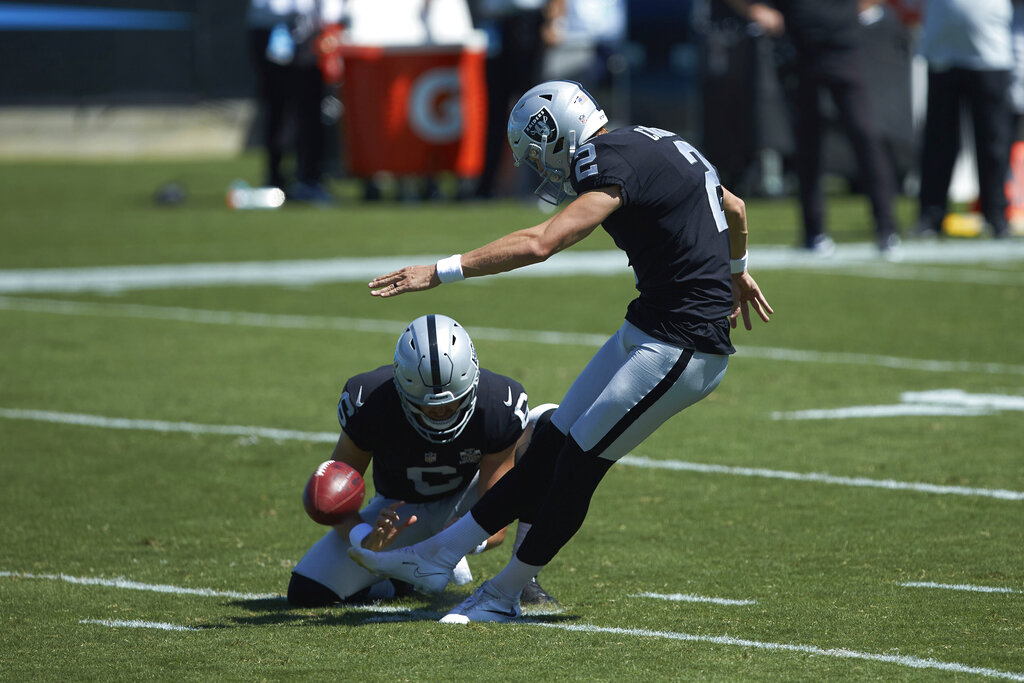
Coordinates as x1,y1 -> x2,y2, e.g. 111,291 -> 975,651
408,67 -> 462,144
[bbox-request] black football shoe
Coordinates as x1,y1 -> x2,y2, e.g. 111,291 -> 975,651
520,577 -> 559,606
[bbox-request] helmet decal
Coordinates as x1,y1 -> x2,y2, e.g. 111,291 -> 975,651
507,81 -> 608,205
425,313 -> 443,391
524,107 -> 558,144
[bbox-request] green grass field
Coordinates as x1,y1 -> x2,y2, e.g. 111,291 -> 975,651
1,156 -> 1022,681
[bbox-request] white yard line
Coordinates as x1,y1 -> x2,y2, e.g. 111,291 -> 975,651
2,241 -> 1023,294
617,455 -> 1024,502
4,570 -> 1021,681
773,389 -> 1024,420
2,408 -> 1021,501
902,582 -> 1022,595
631,592 -> 757,606
0,408 -> 338,443
3,295 -> 1023,377
529,623 -> 1024,682
0,570 -> 278,600
80,618 -> 201,632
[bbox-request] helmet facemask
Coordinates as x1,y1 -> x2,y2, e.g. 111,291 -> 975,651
393,314 -> 480,444
520,129 -> 578,205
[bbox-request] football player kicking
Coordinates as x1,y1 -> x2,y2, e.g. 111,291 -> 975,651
349,80 -> 773,623
288,313 -> 559,607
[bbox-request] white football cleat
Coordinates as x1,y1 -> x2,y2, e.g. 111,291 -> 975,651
347,546 -> 452,595
439,580 -> 522,624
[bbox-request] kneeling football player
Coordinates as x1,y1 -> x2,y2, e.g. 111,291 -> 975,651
288,314 -> 558,607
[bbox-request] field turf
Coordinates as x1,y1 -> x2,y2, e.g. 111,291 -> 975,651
1,156 -> 1022,681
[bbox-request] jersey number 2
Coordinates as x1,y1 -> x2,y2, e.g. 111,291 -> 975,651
634,127 -> 728,233
673,140 -> 729,233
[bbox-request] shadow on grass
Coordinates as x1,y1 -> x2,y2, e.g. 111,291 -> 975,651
220,595 -> 580,628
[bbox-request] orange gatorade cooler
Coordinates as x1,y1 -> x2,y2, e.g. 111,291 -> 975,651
341,43 -> 487,177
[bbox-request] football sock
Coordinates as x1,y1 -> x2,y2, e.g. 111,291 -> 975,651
419,513 -> 490,568
490,556 -> 544,600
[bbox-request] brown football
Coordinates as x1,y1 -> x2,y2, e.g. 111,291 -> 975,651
302,460 -> 365,525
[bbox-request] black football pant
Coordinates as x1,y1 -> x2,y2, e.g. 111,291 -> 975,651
789,48 -> 898,247
471,418 -> 613,567
474,11 -> 547,198
918,67 -> 1012,236
248,29 -> 326,188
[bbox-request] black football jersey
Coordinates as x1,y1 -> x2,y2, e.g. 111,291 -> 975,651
337,366 -> 529,503
569,126 -> 736,355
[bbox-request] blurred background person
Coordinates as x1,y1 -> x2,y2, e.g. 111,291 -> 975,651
721,0 -> 902,257
914,0 -> 1016,240
541,0 -> 629,116
470,0 -> 562,200
246,0 -> 343,204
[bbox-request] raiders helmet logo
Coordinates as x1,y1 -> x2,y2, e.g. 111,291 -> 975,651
524,108 -> 558,144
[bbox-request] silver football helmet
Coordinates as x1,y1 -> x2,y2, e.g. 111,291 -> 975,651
507,80 -> 608,205
393,314 -> 480,444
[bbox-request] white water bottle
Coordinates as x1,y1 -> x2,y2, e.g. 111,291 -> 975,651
226,181 -> 285,210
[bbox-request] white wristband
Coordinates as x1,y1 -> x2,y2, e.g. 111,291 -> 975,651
472,540 -> 488,555
730,251 -> 748,274
435,254 -> 465,284
348,522 -> 372,548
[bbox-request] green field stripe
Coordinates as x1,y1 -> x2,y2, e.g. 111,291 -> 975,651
2,407 -> 1021,501
2,295 -> 1022,376
530,623 -> 1024,681
7,571 -> 1022,680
